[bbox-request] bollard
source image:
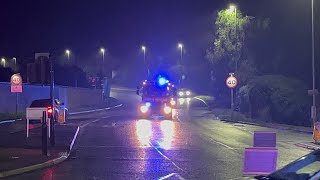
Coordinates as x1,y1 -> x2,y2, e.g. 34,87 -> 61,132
42,111 -> 48,156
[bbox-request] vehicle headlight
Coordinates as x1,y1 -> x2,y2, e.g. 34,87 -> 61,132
170,99 -> 176,106
178,91 -> 184,96
163,106 -> 172,114
140,105 -> 149,113
186,91 -> 191,96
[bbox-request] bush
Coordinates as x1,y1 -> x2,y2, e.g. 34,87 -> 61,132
238,75 -> 311,126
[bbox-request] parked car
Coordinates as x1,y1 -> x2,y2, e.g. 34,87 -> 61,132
29,98 -> 68,121
254,149 -> 320,180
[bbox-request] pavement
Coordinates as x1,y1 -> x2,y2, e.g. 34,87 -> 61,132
0,94 -> 123,178
0,124 -> 79,178
1,88 -> 319,179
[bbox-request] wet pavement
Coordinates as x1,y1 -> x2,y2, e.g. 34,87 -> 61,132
4,89 -> 313,180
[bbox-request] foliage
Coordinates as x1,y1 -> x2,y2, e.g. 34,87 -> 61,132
206,8 -> 270,89
238,75 -> 311,126
207,9 -> 251,65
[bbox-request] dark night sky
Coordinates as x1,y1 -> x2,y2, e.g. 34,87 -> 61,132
0,0 -> 318,74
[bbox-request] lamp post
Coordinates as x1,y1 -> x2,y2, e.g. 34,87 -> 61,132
65,49 -> 70,60
12,57 -> 17,71
311,0 -> 316,126
1,58 -> 6,67
229,4 -> 238,73
178,43 -> 183,65
100,47 -> 105,76
141,46 -> 149,76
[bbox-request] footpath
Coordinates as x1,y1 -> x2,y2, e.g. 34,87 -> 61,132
0,101 -> 122,178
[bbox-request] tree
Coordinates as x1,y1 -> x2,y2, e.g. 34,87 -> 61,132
206,8 -> 252,77
206,8 -> 270,85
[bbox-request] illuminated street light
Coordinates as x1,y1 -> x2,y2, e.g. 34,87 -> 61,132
12,57 -> 17,71
141,45 -> 149,76
65,49 -> 71,60
228,4 -> 238,73
178,43 -> 183,64
100,47 -> 106,75
1,58 -> 6,67
229,4 -> 236,12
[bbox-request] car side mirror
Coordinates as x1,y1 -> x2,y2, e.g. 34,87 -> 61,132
136,86 -> 140,95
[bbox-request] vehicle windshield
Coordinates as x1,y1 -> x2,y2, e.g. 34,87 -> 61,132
268,151 -> 320,180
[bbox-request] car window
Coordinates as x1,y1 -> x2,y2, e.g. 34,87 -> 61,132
270,152 -> 320,180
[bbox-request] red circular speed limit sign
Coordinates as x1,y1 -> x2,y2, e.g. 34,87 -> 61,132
226,75 -> 238,89
11,74 -> 22,86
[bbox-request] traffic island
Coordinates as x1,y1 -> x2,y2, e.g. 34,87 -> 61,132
0,124 -> 79,178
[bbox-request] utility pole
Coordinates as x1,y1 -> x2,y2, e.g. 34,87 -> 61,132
50,55 -> 55,146
311,0 -> 316,126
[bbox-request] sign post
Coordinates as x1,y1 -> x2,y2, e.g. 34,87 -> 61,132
11,73 -> 23,120
226,73 -> 238,110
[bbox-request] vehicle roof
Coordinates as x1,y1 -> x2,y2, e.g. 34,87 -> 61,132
30,99 -> 59,107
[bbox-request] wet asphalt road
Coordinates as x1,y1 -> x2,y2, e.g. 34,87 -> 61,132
6,88 -> 312,180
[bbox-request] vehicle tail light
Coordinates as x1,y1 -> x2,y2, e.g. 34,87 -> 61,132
164,106 -> 172,114
47,107 -> 53,118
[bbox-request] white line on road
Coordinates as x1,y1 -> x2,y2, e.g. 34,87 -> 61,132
149,143 -> 186,173
207,137 -> 234,150
158,173 -> 186,180
193,97 -> 209,107
80,118 -> 103,128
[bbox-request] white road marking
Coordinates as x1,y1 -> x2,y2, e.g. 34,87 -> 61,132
193,97 -> 209,107
158,173 -> 186,180
80,118 -> 103,128
149,143 -> 186,172
205,136 -> 234,150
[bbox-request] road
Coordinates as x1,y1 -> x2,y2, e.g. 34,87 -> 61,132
6,88 -> 312,180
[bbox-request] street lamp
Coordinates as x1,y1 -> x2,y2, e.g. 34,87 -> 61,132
229,4 -> 238,72
141,46 -> 146,63
141,46 -> 149,76
100,47 -> 105,62
12,57 -> 17,71
178,43 -> 183,64
311,0 -> 316,126
65,49 -> 71,60
1,58 -> 6,67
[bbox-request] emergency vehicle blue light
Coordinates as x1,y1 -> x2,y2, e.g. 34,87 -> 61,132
158,77 -> 167,86
145,102 -> 151,107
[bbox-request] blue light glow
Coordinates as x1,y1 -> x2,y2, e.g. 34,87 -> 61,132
145,102 -> 151,107
158,77 -> 167,86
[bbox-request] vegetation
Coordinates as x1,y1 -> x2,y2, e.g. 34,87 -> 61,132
206,7 -> 312,126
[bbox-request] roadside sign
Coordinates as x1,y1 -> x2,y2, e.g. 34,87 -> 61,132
313,122 -> 320,142
226,75 -> 238,89
10,73 -> 22,93
253,131 -> 276,148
